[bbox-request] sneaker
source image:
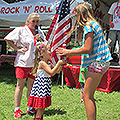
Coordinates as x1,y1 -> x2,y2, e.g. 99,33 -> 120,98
80,99 -> 84,103
27,108 -> 37,116
14,109 -> 23,118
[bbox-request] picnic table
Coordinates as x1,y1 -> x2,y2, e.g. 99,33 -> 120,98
0,54 -> 16,66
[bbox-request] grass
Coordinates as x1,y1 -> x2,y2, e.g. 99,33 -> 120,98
0,63 -> 120,120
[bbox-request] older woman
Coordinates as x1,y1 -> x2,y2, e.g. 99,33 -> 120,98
4,13 -> 46,118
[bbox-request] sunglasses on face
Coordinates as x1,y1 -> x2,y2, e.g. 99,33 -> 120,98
31,20 -> 39,23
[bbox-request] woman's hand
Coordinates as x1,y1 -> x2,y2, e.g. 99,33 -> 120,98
35,34 -> 43,41
17,47 -> 28,54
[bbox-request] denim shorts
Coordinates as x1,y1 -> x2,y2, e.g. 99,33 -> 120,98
88,61 -> 110,74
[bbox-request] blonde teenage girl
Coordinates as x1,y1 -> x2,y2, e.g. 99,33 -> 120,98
57,2 -> 112,120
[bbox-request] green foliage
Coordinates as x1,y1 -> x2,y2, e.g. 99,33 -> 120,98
0,63 -> 120,120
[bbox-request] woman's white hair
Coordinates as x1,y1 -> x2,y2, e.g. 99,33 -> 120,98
25,13 -> 40,25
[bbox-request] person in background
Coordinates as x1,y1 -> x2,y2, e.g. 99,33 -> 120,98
79,66 -> 88,103
27,43 -> 65,120
56,2 -> 112,120
107,0 -> 120,64
4,13 -> 46,118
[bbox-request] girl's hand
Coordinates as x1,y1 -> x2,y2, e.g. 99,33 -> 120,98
17,47 -> 28,54
56,47 -> 70,56
58,59 -> 66,65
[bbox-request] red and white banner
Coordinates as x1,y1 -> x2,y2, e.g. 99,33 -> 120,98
0,0 -> 78,27
0,3 -> 57,16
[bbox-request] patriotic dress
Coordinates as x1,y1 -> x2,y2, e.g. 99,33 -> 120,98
27,62 -> 52,109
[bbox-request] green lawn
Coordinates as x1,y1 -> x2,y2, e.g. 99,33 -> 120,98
0,63 -> 120,120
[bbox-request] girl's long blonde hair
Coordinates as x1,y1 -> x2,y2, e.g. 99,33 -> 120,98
32,43 -> 47,76
69,2 -> 102,40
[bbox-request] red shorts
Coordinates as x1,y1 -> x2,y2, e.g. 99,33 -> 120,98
16,67 -> 35,79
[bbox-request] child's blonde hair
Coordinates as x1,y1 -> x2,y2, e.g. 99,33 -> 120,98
69,2 -> 103,41
32,43 -> 49,75
25,13 -> 40,25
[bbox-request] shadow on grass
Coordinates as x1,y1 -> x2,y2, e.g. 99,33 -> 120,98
20,108 -> 67,117
94,98 -> 102,102
0,63 -> 16,85
1,63 -> 120,93
0,63 -> 65,86
44,108 -> 67,116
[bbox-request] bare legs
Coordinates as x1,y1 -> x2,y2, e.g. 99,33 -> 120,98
27,78 -> 34,99
14,78 -> 34,107
36,108 -> 44,118
83,71 -> 103,120
15,78 -> 26,107
81,91 -> 83,100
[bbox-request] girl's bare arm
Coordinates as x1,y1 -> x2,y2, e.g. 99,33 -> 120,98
56,32 -> 93,56
38,60 -> 64,76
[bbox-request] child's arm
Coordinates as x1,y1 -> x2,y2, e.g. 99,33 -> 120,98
48,60 -> 62,74
56,66 -> 62,74
38,60 -> 65,76
48,60 -> 55,69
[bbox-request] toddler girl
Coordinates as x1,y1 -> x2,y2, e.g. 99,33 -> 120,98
27,42 -> 65,120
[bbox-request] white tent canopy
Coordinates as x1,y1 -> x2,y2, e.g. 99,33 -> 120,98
0,0 -> 7,4
0,0 -> 78,27
0,0 -> 117,28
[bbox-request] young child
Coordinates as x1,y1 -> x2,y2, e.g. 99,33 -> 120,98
27,42 -> 65,120
57,2 -> 112,120
79,66 -> 88,103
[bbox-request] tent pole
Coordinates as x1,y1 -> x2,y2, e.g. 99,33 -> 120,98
61,71 -> 64,89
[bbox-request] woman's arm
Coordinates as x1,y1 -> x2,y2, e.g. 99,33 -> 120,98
56,32 -> 93,56
5,39 -> 28,54
109,15 -> 113,23
109,15 -> 113,28
5,40 -> 18,51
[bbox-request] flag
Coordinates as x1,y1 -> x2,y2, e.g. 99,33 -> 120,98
46,0 -> 71,65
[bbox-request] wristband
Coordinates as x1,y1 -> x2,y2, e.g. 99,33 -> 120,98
110,21 -> 114,28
